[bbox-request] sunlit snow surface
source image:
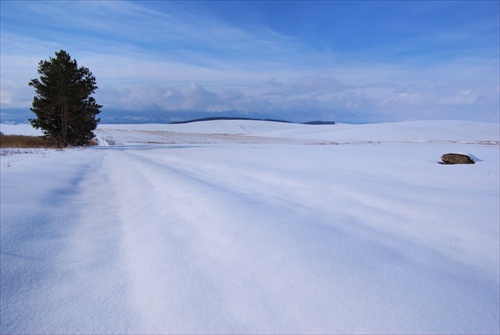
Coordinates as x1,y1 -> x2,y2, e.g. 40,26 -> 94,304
1,120 -> 499,333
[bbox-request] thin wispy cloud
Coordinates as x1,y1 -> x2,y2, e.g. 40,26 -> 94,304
1,0 -> 498,123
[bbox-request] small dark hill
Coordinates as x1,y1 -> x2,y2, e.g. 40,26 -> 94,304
170,117 -> 336,125
170,116 -> 292,124
303,121 -> 336,125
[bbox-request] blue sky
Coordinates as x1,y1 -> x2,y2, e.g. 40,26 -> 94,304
1,0 -> 498,123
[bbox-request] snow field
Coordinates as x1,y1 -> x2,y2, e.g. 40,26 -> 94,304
92,120 -> 499,145
1,120 -> 499,333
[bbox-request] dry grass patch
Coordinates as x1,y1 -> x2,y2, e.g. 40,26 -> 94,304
0,133 -> 99,148
0,133 -> 60,148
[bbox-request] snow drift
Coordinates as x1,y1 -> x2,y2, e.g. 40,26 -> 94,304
1,120 -> 499,334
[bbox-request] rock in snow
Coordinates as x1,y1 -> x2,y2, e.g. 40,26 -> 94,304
441,153 -> 475,164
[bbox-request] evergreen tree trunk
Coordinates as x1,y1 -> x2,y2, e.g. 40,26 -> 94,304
62,106 -> 68,147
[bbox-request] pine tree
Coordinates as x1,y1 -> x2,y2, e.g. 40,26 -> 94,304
29,50 -> 102,147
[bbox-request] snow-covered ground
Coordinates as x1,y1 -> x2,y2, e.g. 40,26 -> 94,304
95,120 -> 500,145
1,120 -> 499,333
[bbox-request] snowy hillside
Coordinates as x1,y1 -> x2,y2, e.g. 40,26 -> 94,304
94,120 -> 499,145
2,120 -> 498,145
1,120 -> 499,333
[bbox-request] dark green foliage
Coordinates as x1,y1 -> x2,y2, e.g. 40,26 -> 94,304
29,50 -> 101,146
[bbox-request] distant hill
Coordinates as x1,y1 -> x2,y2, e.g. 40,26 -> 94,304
303,121 -> 336,125
170,116 -> 336,125
170,116 -> 292,124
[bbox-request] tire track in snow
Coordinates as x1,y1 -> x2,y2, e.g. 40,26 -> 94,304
98,150 -> 248,332
59,150 -> 142,332
103,149 -> 389,333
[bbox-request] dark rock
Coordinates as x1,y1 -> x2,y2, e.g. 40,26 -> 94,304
441,153 -> 475,164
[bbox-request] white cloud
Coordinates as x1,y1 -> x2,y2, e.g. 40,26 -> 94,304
1,1 -> 498,123
0,81 -> 32,108
439,90 -> 478,105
